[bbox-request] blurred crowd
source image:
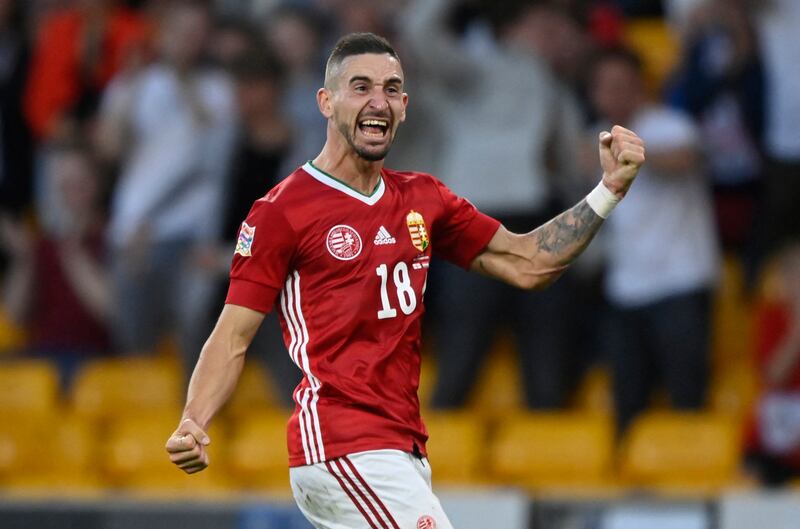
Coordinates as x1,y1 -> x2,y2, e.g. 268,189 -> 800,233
0,0 -> 799,486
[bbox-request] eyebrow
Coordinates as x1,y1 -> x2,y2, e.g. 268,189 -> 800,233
348,75 -> 372,85
348,75 -> 403,86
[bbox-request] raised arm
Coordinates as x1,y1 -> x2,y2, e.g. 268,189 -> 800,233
403,0 -> 479,88
165,303 -> 265,474
471,125 -> 645,289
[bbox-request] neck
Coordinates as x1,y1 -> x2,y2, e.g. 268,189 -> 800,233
312,137 -> 384,196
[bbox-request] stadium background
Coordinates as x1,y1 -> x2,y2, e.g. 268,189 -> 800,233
0,0 -> 798,528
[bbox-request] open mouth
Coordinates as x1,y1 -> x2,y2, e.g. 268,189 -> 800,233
358,118 -> 389,138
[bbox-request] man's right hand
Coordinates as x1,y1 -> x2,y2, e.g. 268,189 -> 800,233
599,125 -> 646,199
165,418 -> 211,474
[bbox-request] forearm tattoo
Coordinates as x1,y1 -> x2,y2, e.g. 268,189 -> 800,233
532,199 -> 604,266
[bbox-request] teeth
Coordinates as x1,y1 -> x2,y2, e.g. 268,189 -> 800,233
361,119 -> 388,127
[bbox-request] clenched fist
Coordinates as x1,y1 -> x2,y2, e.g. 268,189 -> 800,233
165,418 -> 211,474
599,125 -> 646,198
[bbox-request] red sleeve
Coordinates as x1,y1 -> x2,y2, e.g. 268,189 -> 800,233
430,176 -> 501,269
225,199 -> 297,313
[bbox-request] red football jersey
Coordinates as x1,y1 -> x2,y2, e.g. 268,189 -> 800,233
226,161 -> 500,467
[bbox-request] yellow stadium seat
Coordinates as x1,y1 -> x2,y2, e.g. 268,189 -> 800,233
756,255 -> 784,303
619,412 -> 743,495
468,334 -> 524,418
227,411 -> 290,490
710,364 -> 759,418
0,414 -> 103,494
0,308 -> 26,354
0,360 -> 60,418
71,357 -> 183,420
712,256 -> 755,370
221,361 -> 284,418
622,18 -> 680,96
424,412 -> 484,484
490,413 -> 615,493
102,412 -> 232,497
572,366 -> 613,415
417,351 -> 437,410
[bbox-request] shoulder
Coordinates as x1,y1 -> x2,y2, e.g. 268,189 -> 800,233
245,167 -> 323,240
383,167 -> 442,191
245,191 -> 294,237
384,168 -> 463,205
255,166 -> 315,212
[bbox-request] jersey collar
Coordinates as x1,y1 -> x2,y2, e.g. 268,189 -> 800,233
303,161 -> 385,206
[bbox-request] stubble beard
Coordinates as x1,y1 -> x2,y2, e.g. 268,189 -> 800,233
337,120 -> 393,162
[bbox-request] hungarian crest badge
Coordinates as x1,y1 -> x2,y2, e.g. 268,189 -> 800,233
406,210 -> 429,252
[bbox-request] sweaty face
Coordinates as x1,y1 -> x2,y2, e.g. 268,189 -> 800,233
327,53 -> 407,162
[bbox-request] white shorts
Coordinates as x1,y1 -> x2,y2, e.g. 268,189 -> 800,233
289,449 -> 454,529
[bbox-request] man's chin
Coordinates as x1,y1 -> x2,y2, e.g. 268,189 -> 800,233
355,148 -> 389,162
353,141 -> 392,162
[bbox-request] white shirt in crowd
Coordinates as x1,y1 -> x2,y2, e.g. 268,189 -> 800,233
103,64 -> 237,247
758,0 -> 800,161
605,106 -> 720,307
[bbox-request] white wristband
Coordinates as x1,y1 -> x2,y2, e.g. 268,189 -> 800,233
586,181 -> 621,219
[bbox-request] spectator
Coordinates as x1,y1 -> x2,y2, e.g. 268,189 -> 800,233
663,0 -> 705,35
328,0 -> 390,37
746,243 -> 800,485
216,49 -> 299,406
749,0 -> 800,281
0,0 -> 33,216
224,50 -> 291,236
519,1 -> 594,92
208,16 -> 260,70
24,0 -> 149,140
262,5 -> 327,176
95,1 -> 237,372
404,0 -> 583,409
667,0 -> 764,256
0,141 -> 111,390
587,47 -> 719,433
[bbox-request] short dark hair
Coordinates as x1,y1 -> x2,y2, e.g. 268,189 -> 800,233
325,32 -> 400,87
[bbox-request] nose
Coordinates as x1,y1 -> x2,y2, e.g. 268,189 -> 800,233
368,88 -> 389,111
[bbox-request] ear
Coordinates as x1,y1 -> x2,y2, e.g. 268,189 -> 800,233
398,92 -> 409,123
317,87 -> 333,119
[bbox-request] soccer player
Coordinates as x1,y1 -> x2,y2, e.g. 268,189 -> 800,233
165,33 -> 645,529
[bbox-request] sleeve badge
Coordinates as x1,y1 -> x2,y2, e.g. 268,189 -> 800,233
235,222 -> 256,257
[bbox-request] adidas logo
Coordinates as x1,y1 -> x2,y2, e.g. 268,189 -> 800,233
374,226 -> 396,245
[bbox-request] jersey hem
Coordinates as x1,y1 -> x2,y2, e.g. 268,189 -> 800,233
288,439 -> 428,468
